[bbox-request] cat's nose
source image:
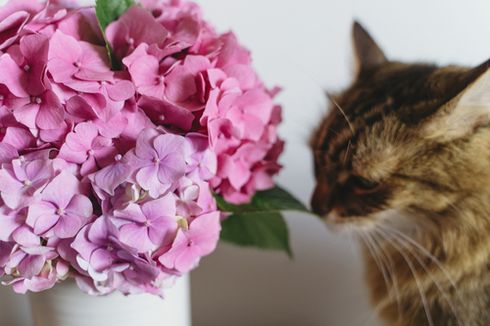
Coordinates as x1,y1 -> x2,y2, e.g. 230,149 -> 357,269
310,183 -> 332,216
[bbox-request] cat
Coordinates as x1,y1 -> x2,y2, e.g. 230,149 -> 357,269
310,22 -> 490,326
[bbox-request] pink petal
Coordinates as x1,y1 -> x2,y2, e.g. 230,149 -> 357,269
119,223 -> 152,253
0,213 -> 21,241
12,225 -> 40,247
25,159 -> 52,183
114,203 -> 146,223
90,248 -> 113,272
138,97 -> 195,131
93,162 -> 132,195
76,42 -> 112,81
3,127 -> 35,150
47,30 -> 82,83
148,216 -> 177,247
32,212 -> 59,235
0,53 -> 28,97
0,11 -> 28,49
105,80 -> 135,101
158,154 -> 186,185
65,194 -> 93,219
85,218 -> 107,245
20,34 -> 49,95
17,254 -> 44,279
0,142 -> 18,163
80,154 -> 97,176
95,113 -> 128,139
14,103 -> 39,129
58,143 -> 88,164
165,65 -> 197,103
54,214 -> 83,238
141,194 -> 176,221
65,96 -> 97,121
36,91 -> 65,130
41,172 -> 80,209
153,134 -> 186,159
136,165 -> 168,198
174,245 -> 200,273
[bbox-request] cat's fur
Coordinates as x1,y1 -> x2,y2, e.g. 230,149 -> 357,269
310,22 -> 490,326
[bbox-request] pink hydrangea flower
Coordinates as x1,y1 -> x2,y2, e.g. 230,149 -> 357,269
106,6 -> 168,59
129,129 -> 187,198
0,0 -> 283,296
58,122 -> 117,176
113,195 -> 178,253
0,156 -> 53,209
13,90 -> 65,130
158,211 -> 220,273
47,30 -> 113,92
26,171 -> 93,238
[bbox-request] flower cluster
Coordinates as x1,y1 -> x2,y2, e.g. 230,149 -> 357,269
0,0 -> 282,295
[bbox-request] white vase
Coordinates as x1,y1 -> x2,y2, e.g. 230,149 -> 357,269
29,275 -> 191,326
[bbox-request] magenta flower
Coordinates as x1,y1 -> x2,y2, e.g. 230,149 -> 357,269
47,30 -> 113,92
114,194 -> 178,253
0,207 -> 25,242
158,211 -> 220,273
130,129 -> 187,198
185,133 -> 217,181
0,241 -> 13,276
72,217 -> 127,281
0,53 -> 30,98
4,247 -> 62,294
90,157 -> 133,197
0,157 -> 53,209
123,44 -> 165,100
58,122 -> 117,176
0,0 -> 42,50
16,33 -> 50,96
0,0 -> 284,296
208,118 -> 241,155
0,142 -> 18,164
72,217 -> 161,295
26,171 -> 93,239
0,106 -> 36,150
13,90 -> 65,130
163,55 -> 212,111
106,6 -> 168,59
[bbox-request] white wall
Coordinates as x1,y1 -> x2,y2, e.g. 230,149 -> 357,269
2,0 -> 490,325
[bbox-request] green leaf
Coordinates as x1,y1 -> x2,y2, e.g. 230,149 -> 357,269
220,211 -> 292,258
95,0 -> 134,31
215,185 -> 309,214
216,186 -> 310,257
95,0 -> 135,69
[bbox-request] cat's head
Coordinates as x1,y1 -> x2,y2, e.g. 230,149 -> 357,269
310,22 -> 490,231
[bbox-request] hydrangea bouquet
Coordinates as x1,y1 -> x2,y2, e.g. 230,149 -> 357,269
0,0 -> 307,296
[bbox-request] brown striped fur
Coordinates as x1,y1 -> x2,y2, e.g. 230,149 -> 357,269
310,22 -> 490,325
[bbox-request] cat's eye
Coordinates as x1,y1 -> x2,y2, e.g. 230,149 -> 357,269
350,175 -> 380,194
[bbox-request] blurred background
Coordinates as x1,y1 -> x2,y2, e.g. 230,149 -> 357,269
2,0 -> 490,325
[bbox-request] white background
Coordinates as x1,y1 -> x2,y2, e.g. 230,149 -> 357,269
2,0 -> 490,325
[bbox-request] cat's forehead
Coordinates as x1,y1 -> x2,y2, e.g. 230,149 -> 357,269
313,64 -> 445,168
345,63 -> 471,123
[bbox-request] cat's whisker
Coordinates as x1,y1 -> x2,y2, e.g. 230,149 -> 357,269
375,227 -> 435,326
357,230 -> 394,305
343,140 -> 352,166
376,227 -> 463,326
380,224 -> 461,300
368,229 -> 403,321
354,231 -> 397,326
326,92 -> 355,135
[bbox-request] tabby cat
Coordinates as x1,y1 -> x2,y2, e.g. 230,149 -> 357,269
310,22 -> 490,326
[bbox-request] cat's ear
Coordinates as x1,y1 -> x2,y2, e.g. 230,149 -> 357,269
352,21 -> 387,73
423,60 -> 490,141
